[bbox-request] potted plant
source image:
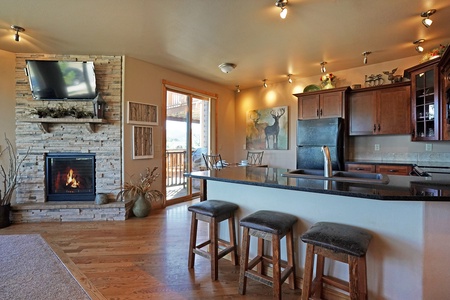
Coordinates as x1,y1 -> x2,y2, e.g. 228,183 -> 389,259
116,167 -> 164,218
0,136 -> 27,228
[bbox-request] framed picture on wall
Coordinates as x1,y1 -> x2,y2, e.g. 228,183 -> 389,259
132,126 -> 154,159
245,106 -> 288,150
127,101 -> 158,125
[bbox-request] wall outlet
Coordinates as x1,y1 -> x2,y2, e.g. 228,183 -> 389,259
374,144 -> 380,151
243,144 -> 246,150
425,144 -> 432,151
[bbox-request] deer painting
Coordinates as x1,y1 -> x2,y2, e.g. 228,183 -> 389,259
264,108 -> 286,149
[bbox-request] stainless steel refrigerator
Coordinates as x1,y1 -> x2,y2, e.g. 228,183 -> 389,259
296,118 -> 344,170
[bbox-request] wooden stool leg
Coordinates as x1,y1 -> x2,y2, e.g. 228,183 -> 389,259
210,217 -> 218,280
349,255 -> 368,300
228,213 -> 238,265
238,227 -> 250,295
272,233 -> 282,300
301,244 -> 315,300
257,238 -> 264,275
315,254 -> 325,298
188,213 -> 197,269
286,229 -> 296,289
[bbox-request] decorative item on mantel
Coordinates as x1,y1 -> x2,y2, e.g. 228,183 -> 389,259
116,167 -> 164,218
320,73 -> 336,89
421,44 -> 448,62
30,104 -> 94,119
0,135 -> 28,228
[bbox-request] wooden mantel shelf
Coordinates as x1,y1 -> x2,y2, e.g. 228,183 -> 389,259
18,118 -> 108,133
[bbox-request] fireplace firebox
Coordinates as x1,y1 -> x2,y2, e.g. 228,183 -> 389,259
45,153 -> 96,201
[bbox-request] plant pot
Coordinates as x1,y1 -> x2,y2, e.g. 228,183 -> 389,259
132,194 -> 151,218
0,204 -> 11,228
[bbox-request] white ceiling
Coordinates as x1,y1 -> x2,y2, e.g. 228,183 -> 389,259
1,0 -> 449,90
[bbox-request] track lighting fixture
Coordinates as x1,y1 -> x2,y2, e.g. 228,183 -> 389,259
235,85 -> 240,93
218,63 -> 237,73
413,39 -> 425,53
275,0 -> 288,19
362,51 -> 372,65
10,25 -> 25,42
288,74 -> 293,83
263,79 -> 268,88
421,9 -> 436,28
320,62 -> 327,73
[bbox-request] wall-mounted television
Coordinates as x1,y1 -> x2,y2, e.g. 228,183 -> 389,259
25,60 -> 97,100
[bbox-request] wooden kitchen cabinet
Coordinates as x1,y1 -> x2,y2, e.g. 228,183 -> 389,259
439,47 -> 450,140
295,86 -> 350,120
346,163 -> 412,175
348,82 -> 411,135
405,59 -> 440,141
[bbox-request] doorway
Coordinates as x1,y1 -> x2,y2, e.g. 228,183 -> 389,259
164,87 -> 214,204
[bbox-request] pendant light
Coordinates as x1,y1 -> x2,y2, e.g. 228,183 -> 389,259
275,0 -> 288,19
11,25 -> 25,42
421,9 -> 436,28
413,39 -> 425,53
362,51 -> 372,64
320,62 -> 327,73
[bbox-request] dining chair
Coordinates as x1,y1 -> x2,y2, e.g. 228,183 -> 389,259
246,151 -> 264,165
202,153 -> 223,170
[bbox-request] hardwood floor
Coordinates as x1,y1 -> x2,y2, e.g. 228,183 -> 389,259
1,200 -> 301,299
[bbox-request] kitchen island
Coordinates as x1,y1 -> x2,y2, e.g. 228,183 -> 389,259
186,166 -> 450,300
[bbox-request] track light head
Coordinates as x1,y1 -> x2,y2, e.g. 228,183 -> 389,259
263,79 -> 268,88
235,85 -> 240,93
275,0 -> 288,19
320,61 -> 327,73
413,39 -> 425,53
362,51 -> 372,65
288,74 -> 293,83
421,9 -> 436,28
10,25 -> 25,42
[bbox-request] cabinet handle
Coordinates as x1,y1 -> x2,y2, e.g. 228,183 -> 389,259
316,109 -> 319,117
373,124 -> 376,132
388,169 -> 398,173
320,109 -> 323,116
378,124 -> 381,131
356,167 -> 365,170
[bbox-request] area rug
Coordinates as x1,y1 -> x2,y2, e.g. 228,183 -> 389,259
0,234 -> 91,300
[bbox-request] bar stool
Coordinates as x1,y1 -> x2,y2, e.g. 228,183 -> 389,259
188,200 -> 239,280
238,210 -> 297,299
301,222 -> 372,300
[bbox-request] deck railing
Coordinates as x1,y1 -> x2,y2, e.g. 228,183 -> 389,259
166,150 -> 187,187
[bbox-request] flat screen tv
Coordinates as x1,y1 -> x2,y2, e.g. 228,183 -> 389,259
25,60 -> 97,100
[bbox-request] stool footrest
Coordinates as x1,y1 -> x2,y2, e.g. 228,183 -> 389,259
321,275 -> 350,292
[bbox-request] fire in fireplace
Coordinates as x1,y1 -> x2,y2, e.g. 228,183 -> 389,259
45,153 -> 96,201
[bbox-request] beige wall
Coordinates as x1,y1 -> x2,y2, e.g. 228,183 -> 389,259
236,55 -> 450,169
123,57 -> 236,193
0,50 -> 16,160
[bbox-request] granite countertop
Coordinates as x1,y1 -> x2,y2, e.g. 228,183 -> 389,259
187,166 -> 450,201
346,160 -> 450,169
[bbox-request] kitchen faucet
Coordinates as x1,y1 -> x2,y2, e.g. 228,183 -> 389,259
321,145 -> 332,178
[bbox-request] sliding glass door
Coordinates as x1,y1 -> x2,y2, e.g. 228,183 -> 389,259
165,89 -> 211,204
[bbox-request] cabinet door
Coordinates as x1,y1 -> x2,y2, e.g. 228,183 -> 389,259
376,165 -> 411,176
411,64 -> 439,140
298,94 -> 320,119
320,92 -> 344,118
377,86 -> 411,135
346,163 -> 375,173
349,91 -> 377,135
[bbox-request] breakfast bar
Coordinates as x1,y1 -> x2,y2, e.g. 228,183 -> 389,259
186,166 -> 450,300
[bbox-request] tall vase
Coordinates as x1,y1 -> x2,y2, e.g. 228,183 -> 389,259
0,204 -> 11,228
132,194 -> 151,218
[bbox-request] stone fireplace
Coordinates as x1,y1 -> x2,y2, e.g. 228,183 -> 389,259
12,53 -> 130,222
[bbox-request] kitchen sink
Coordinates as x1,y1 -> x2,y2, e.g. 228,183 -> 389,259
281,169 -> 390,184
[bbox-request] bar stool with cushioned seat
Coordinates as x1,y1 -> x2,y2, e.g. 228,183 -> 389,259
301,222 -> 372,300
188,200 -> 239,280
238,210 -> 297,299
